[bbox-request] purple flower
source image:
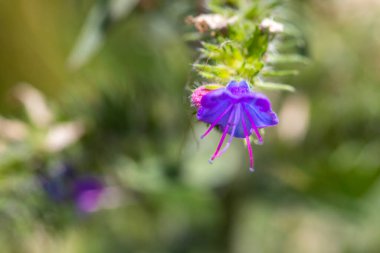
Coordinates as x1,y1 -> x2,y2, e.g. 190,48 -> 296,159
38,163 -> 76,202
196,80 -> 279,171
73,177 -> 104,213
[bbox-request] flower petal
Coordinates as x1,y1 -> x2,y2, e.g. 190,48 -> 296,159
245,94 -> 279,128
197,88 -> 234,127
226,80 -> 250,95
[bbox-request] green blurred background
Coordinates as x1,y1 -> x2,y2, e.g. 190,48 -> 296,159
1,0 -> 380,252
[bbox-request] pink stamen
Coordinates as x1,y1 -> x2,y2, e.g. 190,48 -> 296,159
209,105 -> 236,162
241,104 -> 263,144
201,104 -> 233,139
241,110 -> 255,172
215,104 -> 240,158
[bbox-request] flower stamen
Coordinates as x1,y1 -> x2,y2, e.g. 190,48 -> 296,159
241,109 -> 255,172
215,104 -> 240,158
201,104 -> 234,139
209,104 -> 237,162
242,104 -> 263,144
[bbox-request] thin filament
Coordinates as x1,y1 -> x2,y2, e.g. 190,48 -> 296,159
215,104 -> 240,158
241,110 -> 254,172
210,104 -> 236,162
201,104 -> 233,139
241,104 -> 263,144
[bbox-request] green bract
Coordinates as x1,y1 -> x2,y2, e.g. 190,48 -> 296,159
190,0 -> 306,91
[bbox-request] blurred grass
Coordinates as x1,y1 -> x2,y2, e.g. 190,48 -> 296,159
1,0 -> 380,253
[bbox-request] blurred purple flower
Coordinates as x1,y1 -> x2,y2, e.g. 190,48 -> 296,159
73,177 -> 104,213
38,163 -> 104,213
196,80 -> 279,171
39,163 -> 76,202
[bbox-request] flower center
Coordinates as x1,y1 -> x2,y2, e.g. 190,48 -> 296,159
229,86 -> 250,95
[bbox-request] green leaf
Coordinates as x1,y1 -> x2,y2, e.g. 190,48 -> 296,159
194,64 -> 235,80
262,70 -> 299,77
267,54 -> 310,65
245,28 -> 269,59
244,4 -> 260,20
256,82 -> 295,92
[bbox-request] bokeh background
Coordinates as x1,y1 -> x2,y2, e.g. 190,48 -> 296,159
1,0 -> 380,252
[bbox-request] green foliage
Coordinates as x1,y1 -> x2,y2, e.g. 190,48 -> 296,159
189,0 -> 304,90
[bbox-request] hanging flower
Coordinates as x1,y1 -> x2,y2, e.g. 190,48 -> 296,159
194,80 -> 278,172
